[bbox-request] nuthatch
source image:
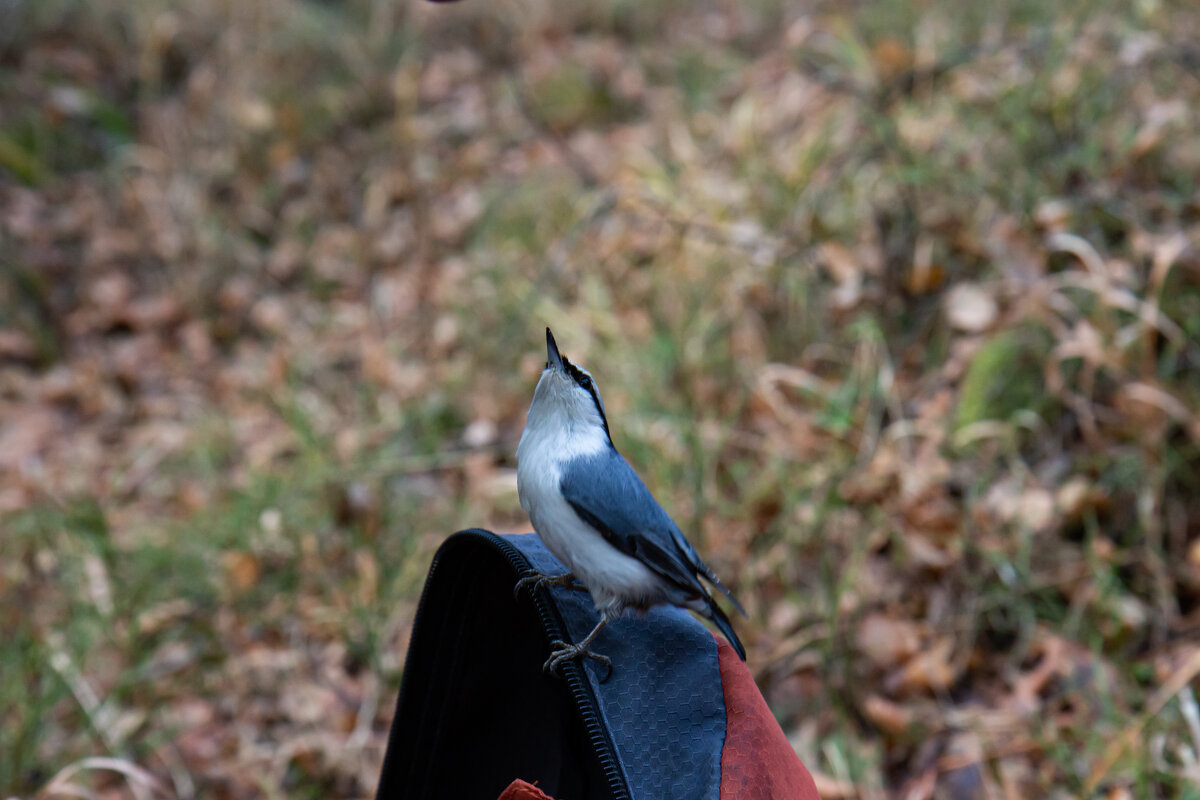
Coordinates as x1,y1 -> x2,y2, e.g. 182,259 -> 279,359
516,329 -> 746,675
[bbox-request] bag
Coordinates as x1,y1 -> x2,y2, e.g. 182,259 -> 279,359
375,529 -> 820,799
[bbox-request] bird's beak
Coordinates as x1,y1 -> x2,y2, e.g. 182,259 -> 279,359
545,328 -> 564,371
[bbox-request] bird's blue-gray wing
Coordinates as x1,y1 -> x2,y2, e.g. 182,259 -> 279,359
559,449 -> 716,600
561,448 -> 748,659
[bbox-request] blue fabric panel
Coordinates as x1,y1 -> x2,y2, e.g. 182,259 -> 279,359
503,533 -> 726,800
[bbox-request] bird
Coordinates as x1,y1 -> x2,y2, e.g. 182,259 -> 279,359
515,328 -> 746,676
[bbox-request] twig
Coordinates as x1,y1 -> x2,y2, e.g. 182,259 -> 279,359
359,440 -> 516,478
620,191 -> 803,261
508,72 -> 602,189
45,635 -> 157,800
46,634 -> 119,754
346,673 -> 381,751
1083,648 -> 1200,794
937,739 -> 1041,772
37,757 -> 169,800
1179,686 -> 1200,763
542,189 -> 619,281
157,743 -> 196,800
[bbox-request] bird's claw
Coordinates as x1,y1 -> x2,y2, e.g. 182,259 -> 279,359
513,570 -> 580,600
543,639 -> 613,681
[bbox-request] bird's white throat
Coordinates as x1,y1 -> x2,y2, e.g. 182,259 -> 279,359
517,370 -> 610,471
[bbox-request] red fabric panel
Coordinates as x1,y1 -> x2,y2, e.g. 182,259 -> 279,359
717,637 -> 822,800
497,779 -> 556,800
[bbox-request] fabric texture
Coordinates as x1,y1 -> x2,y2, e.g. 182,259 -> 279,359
716,637 -> 822,800
509,533 -> 726,800
498,780 -> 556,800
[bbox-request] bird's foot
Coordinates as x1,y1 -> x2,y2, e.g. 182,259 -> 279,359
543,639 -> 613,681
513,570 -> 582,600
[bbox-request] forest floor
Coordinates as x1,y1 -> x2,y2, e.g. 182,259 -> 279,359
3,0 -> 1200,797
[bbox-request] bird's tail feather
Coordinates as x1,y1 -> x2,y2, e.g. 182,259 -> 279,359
698,561 -> 746,617
706,600 -> 747,661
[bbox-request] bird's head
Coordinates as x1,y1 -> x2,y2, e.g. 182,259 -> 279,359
527,328 -> 611,444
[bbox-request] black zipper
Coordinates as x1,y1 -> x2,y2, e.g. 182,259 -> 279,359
454,528 -> 631,800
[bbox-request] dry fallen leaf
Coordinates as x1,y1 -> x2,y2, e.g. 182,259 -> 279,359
819,242 -> 864,310
945,283 -> 999,333
1015,487 -> 1055,532
1055,476 -> 1090,518
857,614 -> 922,669
894,638 -> 959,693
0,329 -> 37,360
222,550 -> 261,592
1034,199 -> 1072,232
1188,540 -> 1200,569
873,37 -> 914,79
903,533 -> 959,570
863,693 -> 914,734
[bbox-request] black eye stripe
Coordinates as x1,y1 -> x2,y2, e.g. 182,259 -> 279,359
561,356 -> 611,443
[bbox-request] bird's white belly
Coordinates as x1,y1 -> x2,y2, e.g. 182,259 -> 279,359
518,459 -> 662,615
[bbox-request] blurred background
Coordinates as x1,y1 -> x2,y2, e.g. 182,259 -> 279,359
2,0 -> 1200,797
